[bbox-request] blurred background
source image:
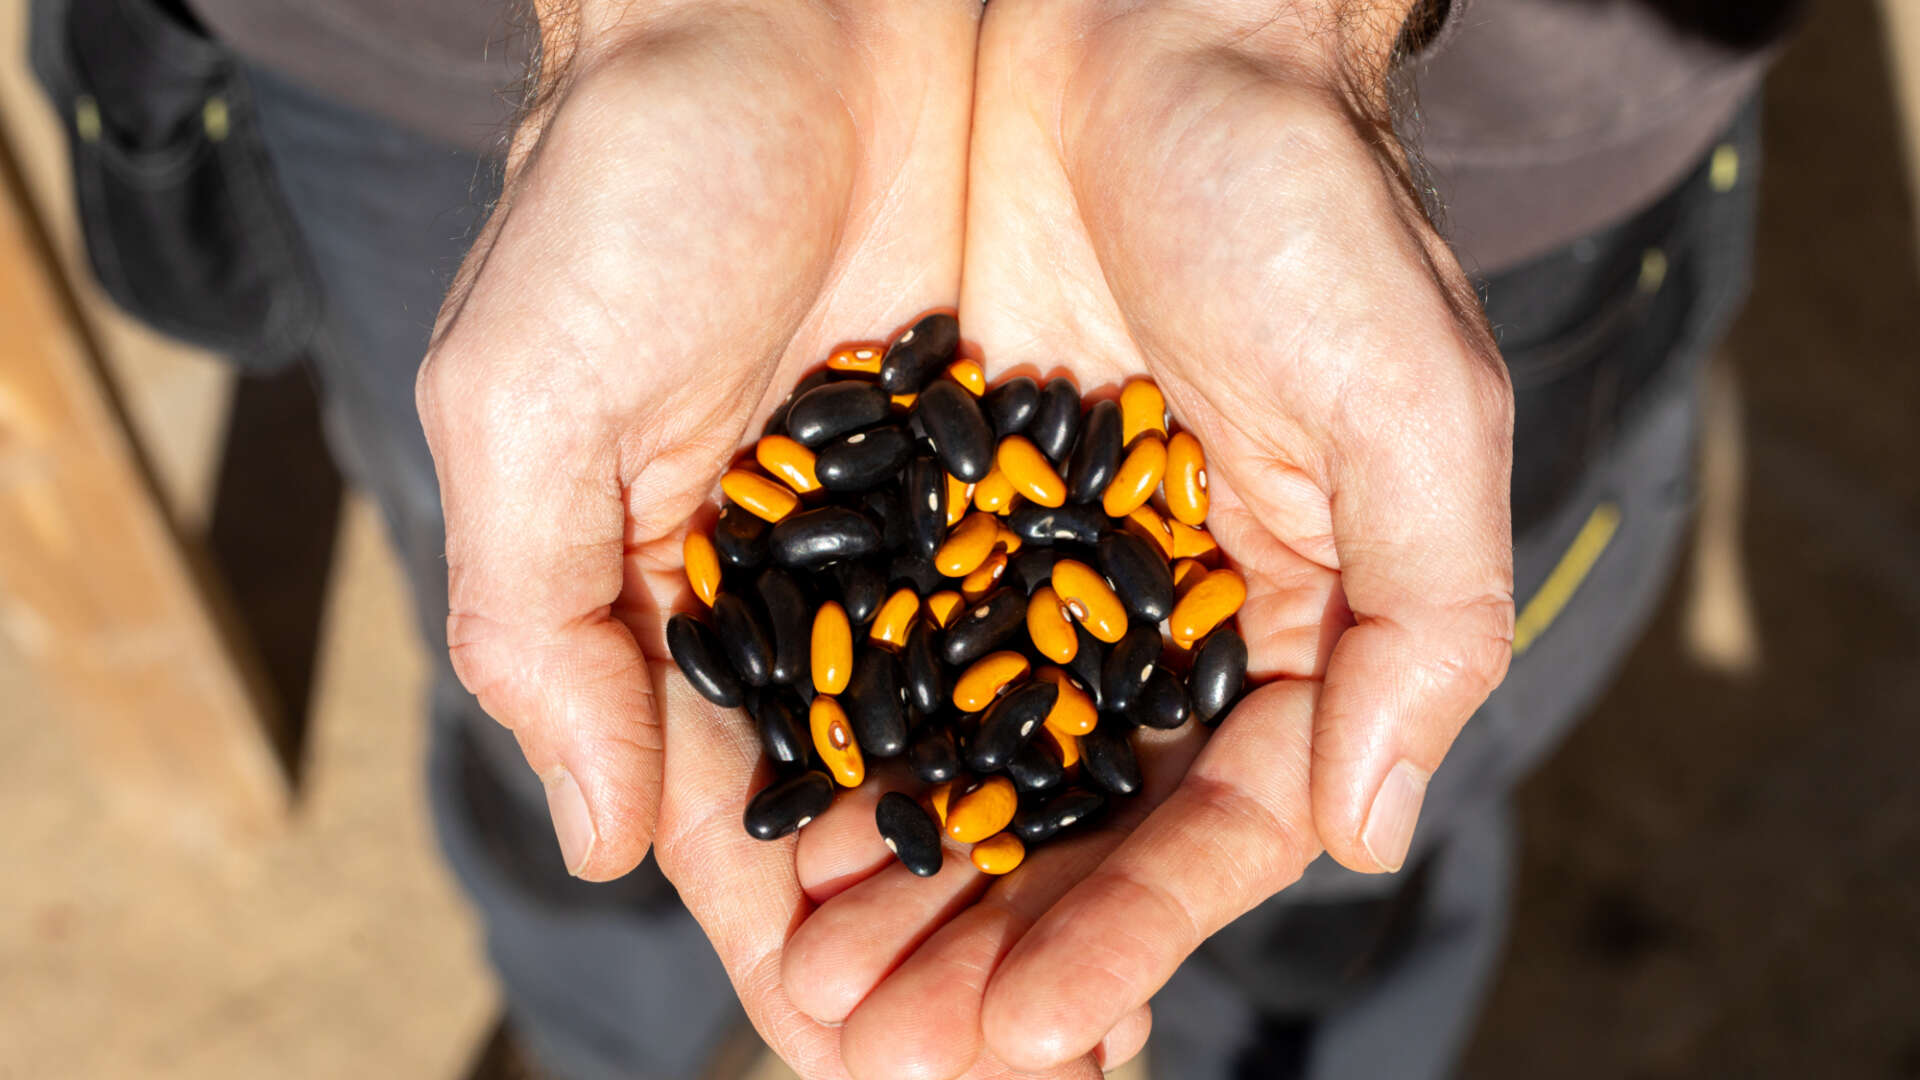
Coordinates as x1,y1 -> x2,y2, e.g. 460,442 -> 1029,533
0,0 -> 1914,1077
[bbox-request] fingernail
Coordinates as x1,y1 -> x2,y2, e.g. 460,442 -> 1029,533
1361,760 -> 1429,873
542,767 -> 596,876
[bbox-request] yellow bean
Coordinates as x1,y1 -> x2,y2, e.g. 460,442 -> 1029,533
722,469 -> 799,522
935,511 -> 1000,578
945,776 -> 1018,843
953,650 -> 1031,712
682,532 -> 722,607
868,588 -> 921,649
1163,431 -> 1209,525
1169,568 -> 1247,649
1120,378 -> 1167,445
961,552 -> 1008,602
995,435 -> 1066,508
809,696 -> 865,787
811,602 -> 853,694
1049,559 -> 1128,643
827,344 -> 883,373
1037,666 -> 1098,736
1102,435 -> 1168,517
755,435 -> 821,494
948,359 -> 987,396
970,832 -> 1026,875
1026,587 -> 1079,663
972,466 -> 1017,514
925,590 -> 965,629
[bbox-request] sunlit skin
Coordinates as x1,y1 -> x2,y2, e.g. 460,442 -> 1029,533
419,1 -> 1515,1078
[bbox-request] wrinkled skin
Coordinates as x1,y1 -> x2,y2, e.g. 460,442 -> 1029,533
419,2 -> 1514,1078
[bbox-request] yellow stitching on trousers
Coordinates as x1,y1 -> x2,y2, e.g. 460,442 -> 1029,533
1514,501 -> 1621,656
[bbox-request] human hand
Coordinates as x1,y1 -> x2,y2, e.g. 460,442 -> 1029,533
778,1 -> 1516,1074
416,1 -> 996,1073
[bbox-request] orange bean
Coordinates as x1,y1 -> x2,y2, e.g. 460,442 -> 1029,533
868,588 -> 921,649
755,435 -> 821,494
811,602 -> 853,694
945,776 -> 1018,843
1041,723 -> 1080,770
682,532 -> 722,606
970,832 -> 1026,875
1036,666 -> 1098,736
1120,378 -> 1167,445
1163,431 -> 1209,525
810,696 -> 864,787
948,359 -> 987,395
945,473 -> 972,526
1102,435 -> 1168,517
1026,586 -> 1079,663
722,469 -> 799,522
953,651 -> 1031,712
935,512 -> 1000,577
972,466 -> 1017,514
1050,558 -> 1128,643
925,590 -> 965,629
1169,568 -> 1247,649
1126,504 -> 1176,559
995,435 -> 1066,508
827,344 -> 883,373
1170,520 -> 1219,559
961,551 -> 1008,602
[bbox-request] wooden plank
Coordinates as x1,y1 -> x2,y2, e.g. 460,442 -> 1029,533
0,145 -> 288,840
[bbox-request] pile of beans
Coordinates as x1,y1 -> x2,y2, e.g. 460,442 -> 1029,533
667,313 -> 1249,878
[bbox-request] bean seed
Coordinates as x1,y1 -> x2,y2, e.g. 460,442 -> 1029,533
1189,626 -> 1247,725
1169,568 -> 1247,649
1101,434 -> 1168,517
810,602 -> 853,695
817,425 -> 913,492
1026,586 -> 1079,663
810,696 -> 866,787
763,369 -> 829,437
913,380 -> 996,482
1170,520 -> 1219,559
907,722 -> 961,783
1008,736 -> 1066,793
1098,530 -> 1176,622
903,620 -> 946,714
1029,377 -> 1082,462
744,771 -> 835,841
924,590 -> 965,629
786,381 -> 891,447
827,343 -> 884,374
1164,431 -> 1209,525
1079,725 -> 1142,796
1065,399 -> 1122,504
667,613 -> 744,707
947,359 -> 987,396
1119,378 -> 1168,445
996,435 -> 1067,508
1103,625 -> 1163,715
934,511 -> 1000,578
944,775 -> 1019,843
713,505 -> 770,569
905,455 -> 948,558
770,507 -> 882,568
983,375 -> 1039,436
971,466 -> 1017,514
683,532 -> 723,607
748,689 -> 811,771
722,469 -> 799,523
1064,623 -> 1108,710
939,589 -> 1028,666
711,592 -> 774,688
843,649 -> 909,757
876,791 -> 945,876
953,651 -> 1031,712
886,552 -> 944,596
832,559 -> 887,628
1036,666 -> 1099,735
1008,501 -> 1107,547
1050,559 -> 1129,644
967,680 -> 1058,772
1012,787 -> 1104,842
755,568 -> 811,686
879,312 -> 960,394
970,832 -> 1026,875
868,587 -> 921,648
755,434 -> 822,494
1134,665 -> 1191,729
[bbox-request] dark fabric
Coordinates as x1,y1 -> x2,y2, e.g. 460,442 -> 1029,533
28,0 -> 319,364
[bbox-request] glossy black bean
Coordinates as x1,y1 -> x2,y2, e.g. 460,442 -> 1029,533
748,689 -> 811,770
904,454 -> 948,558
907,721 -> 961,783
903,620 -> 946,714
1007,547 -> 1059,594
713,505 -> 770,569
754,568 -> 811,686
1102,625 -> 1163,715
984,375 -> 1040,436
1012,787 -> 1106,843
1029,377 -> 1083,463
1098,530 -> 1176,622
786,381 -> 891,447
770,507 -> 882,569
1135,665 -> 1192,730
710,592 -> 773,688
667,613 -> 744,707
967,680 -> 1058,773
1065,623 -> 1108,709
831,559 -> 887,628
875,790 -> 945,876
843,649 -> 908,757
938,589 -> 1028,666
764,369 -> 830,437
879,312 -> 960,394
1189,626 -> 1248,725
1079,726 -> 1142,796
1008,737 -> 1066,793
744,771 -> 835,840
862,488 -> 911,552
913,380 -> 995,483
1008,501 -> 1107,547
887,553 -> 944,596
818,425 -> 913,492
1066,399 -> 1123,503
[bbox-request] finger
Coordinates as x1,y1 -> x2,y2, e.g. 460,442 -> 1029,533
1313,351 -> 1516,873
980,680 -> 1320,1072
1095,1004 -> 1152,1071
650,670 -> 846,1079
793,768 -> 919,903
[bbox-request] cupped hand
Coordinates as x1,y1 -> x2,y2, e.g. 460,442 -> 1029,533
780,2 -> 1516,1075
415,2 -> 1006,1075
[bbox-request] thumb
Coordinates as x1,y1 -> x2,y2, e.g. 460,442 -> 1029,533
1313,354 -> 1516,874
417,358 -> 664,882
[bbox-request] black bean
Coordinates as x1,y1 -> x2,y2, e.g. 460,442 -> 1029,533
1007,547 -> 1059,594
1134,665 -> 1191,730
904,454 -> 948,558
770,507 -> 882,569
844,649 -> 908,757
984,375 -> 1040,437
748,689 -> 811,770
887,553 -> 944,596
831,559 -> 887,628
1008,737 -> 1066,793
786,381 -> 891,447
967,680 -> 1058,772
913,380 -> 995,483
1012,787 -> 1105,842
667,613 -> 744,707
1190,626 -> 1248,725
764,369 -> 830,437
1065,623 -> 1108,709
1008,501 -> 1107,547
818,425 -> 914,492
1102,625 -> 1162,715
907,721 -> 961,783
1079,726 -> 1142,796
939,589 -> 1028,666
710,592 -> 774,688
1029,377 -> 1082,463
744,771 -> 835,840
713,505 -> 770,570
875,790 -> 945,876
903,620 -> 946,714
1098,530 -> 1176,622
1066,399 -> 1123,503
879,312 -> 960,394
755,568 -> 811,686
862,488 -> 911,553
